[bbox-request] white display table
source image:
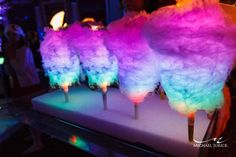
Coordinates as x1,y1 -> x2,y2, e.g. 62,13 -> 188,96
32,86 -> 211,157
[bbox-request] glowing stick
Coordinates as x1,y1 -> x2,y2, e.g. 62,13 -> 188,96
62,83 -> 69,103
188,113 -> 195,142
101,82 -> 108,110
134,103 -> 139,120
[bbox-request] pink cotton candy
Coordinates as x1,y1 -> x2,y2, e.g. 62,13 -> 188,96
105,11 -> 160,104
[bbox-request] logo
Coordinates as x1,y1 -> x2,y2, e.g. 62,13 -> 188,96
193,137 -> 228,148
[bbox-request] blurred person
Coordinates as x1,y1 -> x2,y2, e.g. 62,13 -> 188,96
4,24 -> 41,98
208,85 -> 231,138
108,0 -> 146,31
121,0 -> 146,12
0,24 -> 11,97
27,31 -> 42,70
4,24 -> 44,155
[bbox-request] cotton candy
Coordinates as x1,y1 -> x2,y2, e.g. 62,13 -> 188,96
40,29 -> 80,88
106,12 -> 160,104
66,23 -> 118,90
143,0 -> 236,114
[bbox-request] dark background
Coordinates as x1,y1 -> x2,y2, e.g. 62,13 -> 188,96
6,0 -> 236,32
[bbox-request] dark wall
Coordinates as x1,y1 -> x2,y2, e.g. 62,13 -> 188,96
77,0 -> 106,24
7,2 -> 36,32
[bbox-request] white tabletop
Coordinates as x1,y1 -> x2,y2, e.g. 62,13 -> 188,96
32,86 -> 210,157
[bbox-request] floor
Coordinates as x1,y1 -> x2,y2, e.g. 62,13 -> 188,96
0,97 -> 95,157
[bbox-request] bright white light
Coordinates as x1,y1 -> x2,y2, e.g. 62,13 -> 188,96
50,11 -> 65,31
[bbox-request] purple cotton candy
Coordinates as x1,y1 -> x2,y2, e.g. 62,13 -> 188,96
65,23 -> 118,89
143,0 -> 236,114
40,28 -> 80,88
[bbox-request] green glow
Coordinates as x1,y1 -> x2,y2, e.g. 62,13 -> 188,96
47,70 -> 79,88
0,57 -> 4,65
161,72 -> 224,114
69,135 -> 90,151
86,71 -> 118,89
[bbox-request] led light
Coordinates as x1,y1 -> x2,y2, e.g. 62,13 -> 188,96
0,57 -> 4,65
82,17 -> 95,23
50,11 -> 65,31
69,135 -> 90,151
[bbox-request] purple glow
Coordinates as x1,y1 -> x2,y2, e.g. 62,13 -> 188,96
0,0 -> 8,50
0,0 -> 8,22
